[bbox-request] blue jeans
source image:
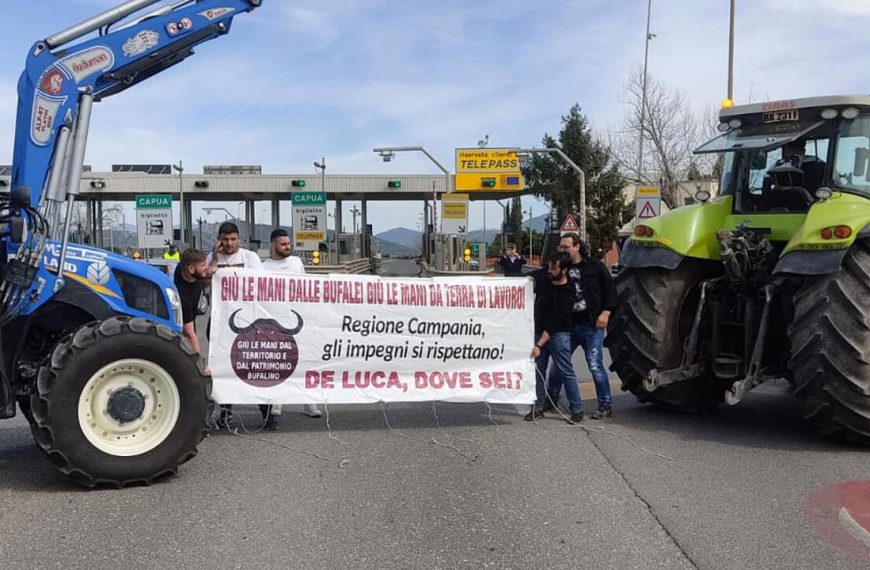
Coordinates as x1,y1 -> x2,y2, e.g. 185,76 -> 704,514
538,332 -> 582,414
570,321 -> 611,407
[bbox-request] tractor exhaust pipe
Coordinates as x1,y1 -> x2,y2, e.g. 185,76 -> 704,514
44,0 -> 165,49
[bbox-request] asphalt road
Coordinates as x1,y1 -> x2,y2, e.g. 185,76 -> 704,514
1,261 -> 867,568
1,381 -> 868,569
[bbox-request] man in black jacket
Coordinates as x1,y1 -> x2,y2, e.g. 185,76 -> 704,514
526,253 -> 583,423
554,233 -> 617,419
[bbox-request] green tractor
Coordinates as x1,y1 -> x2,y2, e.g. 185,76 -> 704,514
606,95 -> 870,443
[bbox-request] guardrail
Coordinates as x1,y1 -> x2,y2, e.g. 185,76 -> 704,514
306,258 -> 372,275
420,262 -> 495,277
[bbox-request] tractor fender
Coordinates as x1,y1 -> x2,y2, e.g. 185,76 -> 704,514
49,278 -> 115,322
774,224 -> 870,275
619,238 -> 684,269
775,193 -> 870,276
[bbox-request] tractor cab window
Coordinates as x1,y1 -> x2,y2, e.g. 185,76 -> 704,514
833,116 -> 870,196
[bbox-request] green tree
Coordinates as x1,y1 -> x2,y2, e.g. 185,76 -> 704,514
523,104 -> 631,259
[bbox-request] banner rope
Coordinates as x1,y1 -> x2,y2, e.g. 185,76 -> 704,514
531,366 -> 673,462
381,402 -> 477,461
324,402 -> 353,447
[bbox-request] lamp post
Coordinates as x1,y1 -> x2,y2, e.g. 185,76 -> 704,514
516,148 -> 587,243
527,206 -> 534,261
373,146 -> 450,264
638,0 -> 654,181
727,0 -> 735,101
172,161 -> 185,247
203,207 -> 236,227
196,217 -> 206,249
496,200 -> 509,253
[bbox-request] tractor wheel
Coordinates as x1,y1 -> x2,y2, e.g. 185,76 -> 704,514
788,239 -> 870,445
605,260 -> 723,411
29,317 -> 212,487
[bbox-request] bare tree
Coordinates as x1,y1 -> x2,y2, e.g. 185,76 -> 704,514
607,67 -> 719,209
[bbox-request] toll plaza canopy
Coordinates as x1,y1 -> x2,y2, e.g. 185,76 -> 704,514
0,170 -> 531,202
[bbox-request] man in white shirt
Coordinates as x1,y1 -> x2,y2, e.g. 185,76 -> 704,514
262,228 -> 322,419
207,222 -> 277,429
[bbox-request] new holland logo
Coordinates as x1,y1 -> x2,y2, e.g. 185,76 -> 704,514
87,261 -> 111,286
123,30 -> 160,57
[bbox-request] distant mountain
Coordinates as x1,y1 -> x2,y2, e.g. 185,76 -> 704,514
373,237 -> 418,256
375,227 -> 422,251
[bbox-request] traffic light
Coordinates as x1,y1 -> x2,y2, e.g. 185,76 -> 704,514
291,180 -> 306,187
312,250 -> 320,265
481,178 -> 496,188
464,247 -> 471,262
387,180 -> 401,189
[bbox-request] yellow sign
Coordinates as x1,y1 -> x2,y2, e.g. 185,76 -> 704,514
455,148 -> 521,173
637,186 -> 661,197
454,148 -> 524,192
443,194 -> 468,221
295,231 -> 325,241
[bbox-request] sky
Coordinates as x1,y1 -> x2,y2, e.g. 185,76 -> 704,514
2,0 -> 870,238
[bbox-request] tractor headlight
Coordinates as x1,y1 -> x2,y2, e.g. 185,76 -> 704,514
166,287 -> 183,329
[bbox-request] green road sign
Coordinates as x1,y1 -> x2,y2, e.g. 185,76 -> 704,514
135,194 -> 172,209
471,242 -> 484,255
292,191 -> 326,205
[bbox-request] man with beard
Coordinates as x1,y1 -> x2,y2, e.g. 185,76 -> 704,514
174,248 -> 210,354
526,252 -> 582,422
556,233 -> 617,419
206,222 -> 270,429
262,228 -> 322,419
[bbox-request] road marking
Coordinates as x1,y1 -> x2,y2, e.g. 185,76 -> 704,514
839,507 -> 870,549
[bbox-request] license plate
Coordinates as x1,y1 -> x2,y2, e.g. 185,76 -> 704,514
763,110 -> 799,123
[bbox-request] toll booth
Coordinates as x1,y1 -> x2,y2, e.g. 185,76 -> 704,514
429,233 -> 478,271
336,233 -> 362,263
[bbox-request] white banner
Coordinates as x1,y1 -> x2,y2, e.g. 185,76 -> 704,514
209,271 -> 535,405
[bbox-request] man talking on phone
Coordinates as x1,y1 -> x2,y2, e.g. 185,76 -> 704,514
206,223 -> 277,429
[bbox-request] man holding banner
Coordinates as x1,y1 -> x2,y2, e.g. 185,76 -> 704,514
207,271 -> 536,411
527,253 -> 581,423
262,228 -> 322,419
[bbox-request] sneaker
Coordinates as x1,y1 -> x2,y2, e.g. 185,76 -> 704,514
523,408 -> 545,421
567,412 -> 585,424
263,415 -> 279,431
303,404 -> 322,418
591,406 -> 613,420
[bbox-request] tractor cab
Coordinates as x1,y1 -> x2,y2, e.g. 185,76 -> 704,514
696,95 -> 870,215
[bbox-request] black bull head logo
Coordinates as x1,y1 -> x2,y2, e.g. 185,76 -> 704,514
228,309 -> 304,387
228,309 -> 304,337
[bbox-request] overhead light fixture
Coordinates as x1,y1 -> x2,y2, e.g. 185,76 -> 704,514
842,107 -> 860,120
820,108 -> 838,120
194,180 -> 209,188
90,180 -> 106,189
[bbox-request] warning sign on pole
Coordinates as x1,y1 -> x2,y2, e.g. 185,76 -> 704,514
560,214 -> 579,237
635,186 -> 661,222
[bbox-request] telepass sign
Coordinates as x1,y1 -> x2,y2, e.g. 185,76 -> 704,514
454,148 -> 524,192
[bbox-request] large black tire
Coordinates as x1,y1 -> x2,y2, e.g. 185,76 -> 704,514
606,260 -> 723,410
788,239 -> 870,444
29,317 -> 213,487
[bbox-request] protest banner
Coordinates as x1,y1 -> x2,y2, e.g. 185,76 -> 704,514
208,271 -> 535,405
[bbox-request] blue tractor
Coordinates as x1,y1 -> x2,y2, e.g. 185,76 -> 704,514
0,0 -> 262,486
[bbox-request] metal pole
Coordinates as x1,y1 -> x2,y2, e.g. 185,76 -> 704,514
177,160 -> 184,247
516,148 -> 586,243
637,0 -> 653,182
45,0 -> 164,49
728,0 -> 735,100
58,93 -> 94,280
527,207 -> 533,261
